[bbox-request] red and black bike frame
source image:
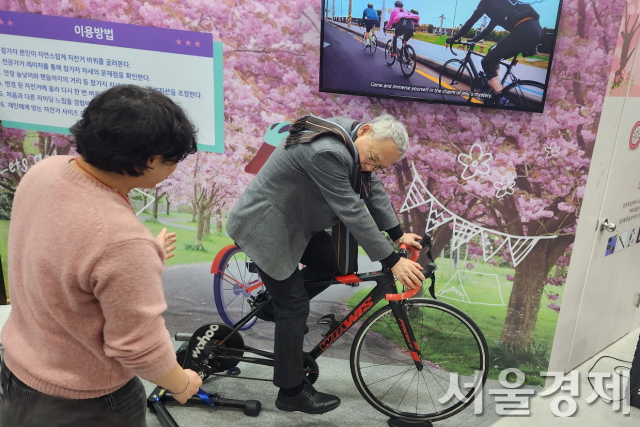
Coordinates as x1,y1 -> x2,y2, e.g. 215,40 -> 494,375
214,262 -> 437,371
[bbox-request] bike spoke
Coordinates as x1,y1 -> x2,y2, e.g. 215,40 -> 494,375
358,351 -> 414,367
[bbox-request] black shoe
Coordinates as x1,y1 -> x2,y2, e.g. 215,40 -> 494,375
275,383 -> 340,414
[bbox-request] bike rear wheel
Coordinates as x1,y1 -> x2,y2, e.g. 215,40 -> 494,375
501,80 -> 545,110
400,45 -> 416,77
438,59 -> 476,102
212,245 -> 264,330
385,40 -> 396,66
369,35 -> 377,55
350,298 -> 489,421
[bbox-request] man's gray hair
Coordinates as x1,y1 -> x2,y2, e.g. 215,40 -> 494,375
368,114 -> 409,155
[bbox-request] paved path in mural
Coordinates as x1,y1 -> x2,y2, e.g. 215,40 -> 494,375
161,256 -> 381,362
138,214 -> 197,230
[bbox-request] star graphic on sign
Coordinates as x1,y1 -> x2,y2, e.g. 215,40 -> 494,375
176,39 -> 182,45
7,20 -> 12,26
195,41 -> 200,47
0,19 -> 4,25
185,40 -> 191,46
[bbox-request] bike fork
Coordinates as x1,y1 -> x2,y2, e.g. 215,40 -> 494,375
388,300 -> 423,370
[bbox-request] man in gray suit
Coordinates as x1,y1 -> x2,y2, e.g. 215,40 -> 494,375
227,114 -> 424,414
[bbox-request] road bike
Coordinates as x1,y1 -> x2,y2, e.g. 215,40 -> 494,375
384,35 -> 417,77
438,41 -> 545,110
201,236 -> 489,422
212,245 -> 265,330
362,31 -> 377,56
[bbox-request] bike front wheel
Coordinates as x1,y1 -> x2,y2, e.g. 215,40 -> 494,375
400,45 -> 416,77
438,59 -> 476,102
369,35 -> 377,55
350,298 -> 489,422
212,245 -> 264,330
501,80 -> 545,110
385,40 -> 396,66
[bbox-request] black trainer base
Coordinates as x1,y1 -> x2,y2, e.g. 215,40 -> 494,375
388,418 -> 433,427
147,386 -> 261,427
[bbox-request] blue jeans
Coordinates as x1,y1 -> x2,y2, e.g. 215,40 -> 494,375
0,360 -> 147,427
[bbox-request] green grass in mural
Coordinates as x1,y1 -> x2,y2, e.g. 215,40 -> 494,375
347,257 -> 564,386
0,214 -> 233,287
136,212 -> 233,267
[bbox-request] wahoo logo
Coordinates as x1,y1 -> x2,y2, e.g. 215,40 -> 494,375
191,324 -> 220,359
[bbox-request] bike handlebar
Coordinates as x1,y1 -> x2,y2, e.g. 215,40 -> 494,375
386,262 -> 437,301
384,240 -> 436,301
447,40 -> 475,56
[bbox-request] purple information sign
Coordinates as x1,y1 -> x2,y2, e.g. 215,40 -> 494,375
0,10 -> 212,58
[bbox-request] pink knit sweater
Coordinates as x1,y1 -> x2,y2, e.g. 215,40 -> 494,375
2,155 -> 177,399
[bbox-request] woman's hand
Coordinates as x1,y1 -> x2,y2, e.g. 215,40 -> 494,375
172,369 -> 203,404
156,228 -> 177,259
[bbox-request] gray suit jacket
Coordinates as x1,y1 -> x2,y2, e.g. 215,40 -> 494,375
226,117 -> 400,280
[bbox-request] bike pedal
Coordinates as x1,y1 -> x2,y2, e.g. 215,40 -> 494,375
246,261 -> 258,273
318,314 -> 340,336
248,290 -> 270,308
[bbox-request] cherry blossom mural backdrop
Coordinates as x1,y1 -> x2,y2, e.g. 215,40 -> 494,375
0,0 -> 627,383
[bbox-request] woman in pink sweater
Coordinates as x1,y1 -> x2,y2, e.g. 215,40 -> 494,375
1,84 -> 203,426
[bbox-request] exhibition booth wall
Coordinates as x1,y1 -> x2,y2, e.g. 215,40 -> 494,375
0,0 -> 632,390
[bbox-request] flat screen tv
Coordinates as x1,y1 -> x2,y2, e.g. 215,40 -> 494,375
319,0 -> 564,113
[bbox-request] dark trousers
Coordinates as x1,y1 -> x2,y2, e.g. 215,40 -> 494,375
0,360 -> 147,427
482,18 -> 543,79
256,231 -> 338,389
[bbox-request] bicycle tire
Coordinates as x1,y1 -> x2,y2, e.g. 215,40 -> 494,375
501,80 -> 545,110
350,298 -> 489,421
369,35 -> 377,56
212,245 -> 263,330
400,45 -> 416,77
385,39 -> 396,66
438,59 -> 476,103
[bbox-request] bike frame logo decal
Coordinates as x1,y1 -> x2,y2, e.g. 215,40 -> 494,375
319,297 -> 374,350
398,319 -> 414,351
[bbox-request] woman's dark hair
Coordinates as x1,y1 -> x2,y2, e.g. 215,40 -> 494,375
394,0 -> 403,7
71,84 -> 198,177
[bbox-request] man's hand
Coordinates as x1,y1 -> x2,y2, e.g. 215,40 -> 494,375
391,257 -> 425,290
156,228 -> 177,259
395,233 -> 422,250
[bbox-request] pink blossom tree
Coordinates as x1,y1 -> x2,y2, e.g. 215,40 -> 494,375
0,0 -> 625,351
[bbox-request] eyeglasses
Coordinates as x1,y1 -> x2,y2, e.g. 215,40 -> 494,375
364,149 -> 386,174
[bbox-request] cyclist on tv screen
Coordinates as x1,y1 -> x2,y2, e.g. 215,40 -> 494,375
385,1 -> 419,58
446,0 -> 543,103
226,114 -> 424,415
362,3 -> 379,46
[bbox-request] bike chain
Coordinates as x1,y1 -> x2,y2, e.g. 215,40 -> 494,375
206,345 -> 319,384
